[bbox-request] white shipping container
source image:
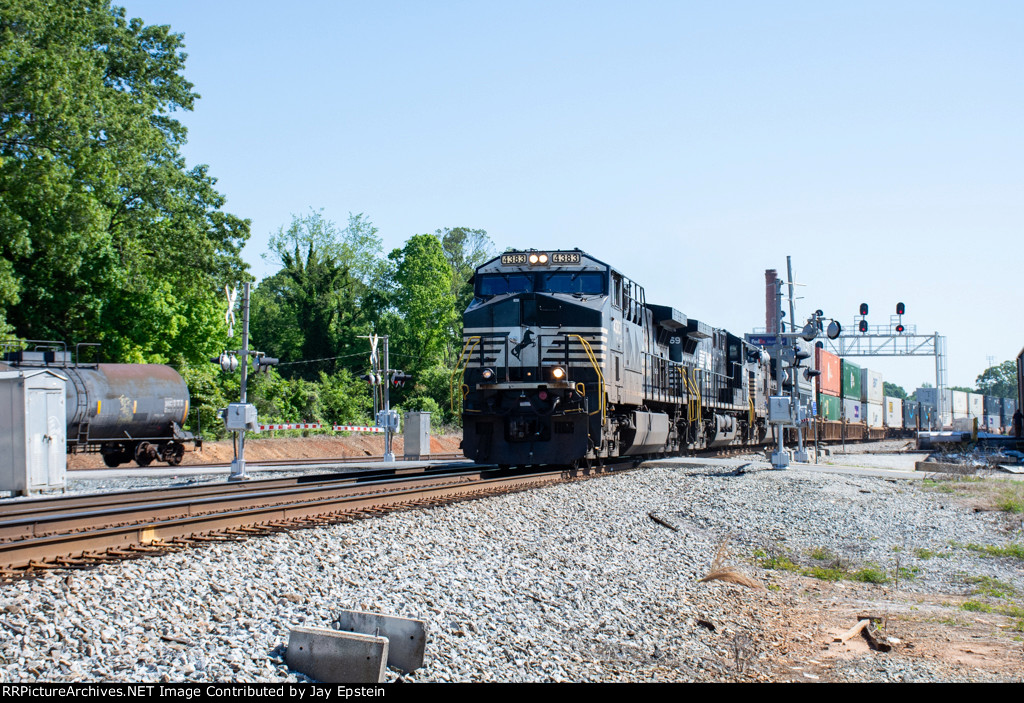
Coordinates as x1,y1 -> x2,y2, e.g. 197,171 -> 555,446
864,402 -> 884,428
951,390 -> 968,417
986,415 -> 1001,433
940,411 -> 953,429
884,396 -> 904,429
842,398 -> 862,422
967,393 -> 983,420
861,369 -> 884,404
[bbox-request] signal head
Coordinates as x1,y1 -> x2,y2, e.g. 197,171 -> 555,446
896,323 -> 905,333
858,320 -> 868,333
859,303 -> 869,316
896,302 -> 905,315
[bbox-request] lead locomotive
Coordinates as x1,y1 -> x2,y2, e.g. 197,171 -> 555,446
455,249 -> 771,466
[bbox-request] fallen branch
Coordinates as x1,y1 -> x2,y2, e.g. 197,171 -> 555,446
648,512 -> 679,532
834,619 -> 871,643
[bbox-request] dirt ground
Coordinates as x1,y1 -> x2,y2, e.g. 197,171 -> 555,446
66,433 -> 465,469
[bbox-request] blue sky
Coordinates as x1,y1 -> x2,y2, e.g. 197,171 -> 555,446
118,1 -> 1023,392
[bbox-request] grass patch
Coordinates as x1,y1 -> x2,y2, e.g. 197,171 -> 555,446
914,547 -> 949,560
995,483 -> 1024,513
852,566 -> 888,584
954,542 -> 1024,560
807,546 -> 838,561
961,600 -> 993,613
806,566 -> 846,581
964,575 -> 1019,599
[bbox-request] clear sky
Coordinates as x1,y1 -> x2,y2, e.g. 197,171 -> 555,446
118,1 -> 1023,392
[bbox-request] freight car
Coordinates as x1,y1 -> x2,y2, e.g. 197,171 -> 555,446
453,249 -> 773,466
0,345 -> 197,467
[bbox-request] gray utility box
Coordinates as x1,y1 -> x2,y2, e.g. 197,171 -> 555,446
403,412 -> 431,460
0,369 -> 67,495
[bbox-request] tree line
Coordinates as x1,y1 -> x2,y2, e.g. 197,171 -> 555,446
0,1 -> 492,436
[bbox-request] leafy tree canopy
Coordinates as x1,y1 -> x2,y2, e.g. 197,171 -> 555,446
251,210 -> 383,379
0,0 -> 248,362
882,382 -> 907,400
976,360 -> 1018,398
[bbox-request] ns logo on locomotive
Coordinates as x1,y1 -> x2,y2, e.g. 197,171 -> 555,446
454,249 -> 773,467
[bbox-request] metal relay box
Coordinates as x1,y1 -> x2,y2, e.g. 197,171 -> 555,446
224,403 -> 259,432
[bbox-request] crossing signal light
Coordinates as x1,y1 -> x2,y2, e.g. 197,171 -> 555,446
391,370 -> 412,387
859,303 -> 869,316
896,302 -> 905,315
858,320 -> 868,333
255,355 -> 278,374
360,373 -> 381,385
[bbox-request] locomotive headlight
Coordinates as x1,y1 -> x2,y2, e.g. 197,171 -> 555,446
538,253 -> 549,264
528,253 -> 539,264
551,366 -> 566,380
481,368 -> 495,380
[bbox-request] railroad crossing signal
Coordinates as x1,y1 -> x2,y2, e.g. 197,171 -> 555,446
361,372 -> 382,385
255,354 -> 279,374
391,370 -> 412,388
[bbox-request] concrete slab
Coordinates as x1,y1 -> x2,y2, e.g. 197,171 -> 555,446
333,610 -> 426,673
286,626 -> 388,683
914,461 -> 978,474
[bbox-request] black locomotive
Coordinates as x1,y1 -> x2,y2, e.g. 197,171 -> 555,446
455,249 -> 772,467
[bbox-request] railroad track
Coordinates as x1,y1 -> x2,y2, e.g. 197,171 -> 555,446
0,461 -> 630,582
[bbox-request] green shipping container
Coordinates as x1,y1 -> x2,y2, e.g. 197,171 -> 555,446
817,393 -> 841,420
841,360 -> 862,399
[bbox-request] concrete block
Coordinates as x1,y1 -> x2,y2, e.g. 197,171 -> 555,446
914,461 -> 977,475
286,626 -> 388,683
333,610 -> 426,673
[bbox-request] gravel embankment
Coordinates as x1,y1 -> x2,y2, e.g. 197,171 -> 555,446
0,458 -> 1021,683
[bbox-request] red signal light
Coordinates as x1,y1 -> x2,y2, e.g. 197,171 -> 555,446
859,303 -> 869,316
896,324 -> 905,333
859,320 -> 868,333
896,302 -> 905,315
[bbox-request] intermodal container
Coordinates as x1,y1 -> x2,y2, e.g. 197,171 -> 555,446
861,368 -> 883,404
1002,398 -> 1017,426
841,360 -> 862,400
967,393 -> 983,420
903,401 -> 919,429
815,348 -> 840,397
842,398 -> 862,422
817,392 -> 841,421
986,415 -> 1001,433
864,402 -> 883,428
884,397 -> 904,429
984,396 -> 1002,415
952,390 -> 968,417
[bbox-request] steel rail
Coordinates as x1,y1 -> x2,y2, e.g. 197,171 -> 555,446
0,465 -> 617,576
0,462 -> 476,523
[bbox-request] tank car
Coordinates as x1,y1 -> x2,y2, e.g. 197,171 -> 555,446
1,347 -> 198,467
454,249 -> 771,467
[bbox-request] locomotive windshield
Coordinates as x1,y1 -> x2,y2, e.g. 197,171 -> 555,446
476,271 -> 607,298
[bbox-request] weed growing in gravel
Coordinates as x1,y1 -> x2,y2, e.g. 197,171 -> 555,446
852,566 -> 888,584
807,546 -> 838,561
965,575 -> 1019,599
953,542 -> 1024,560
914,547 -> 950,560
996,483 -> 1024,513
961,600 -> 993,613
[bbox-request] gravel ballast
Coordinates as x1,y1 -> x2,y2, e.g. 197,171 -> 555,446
0,457 -> 1021,683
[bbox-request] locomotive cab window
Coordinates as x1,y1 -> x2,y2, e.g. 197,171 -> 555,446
612,273 -> 623,309
477,273 -> 534,297
540,271 -> 606,295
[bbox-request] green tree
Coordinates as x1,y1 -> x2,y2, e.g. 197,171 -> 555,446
252,210 -> 383,378
437,227 -> 494,312
976,360 -> 1018,398
0,0 -> 248,362
388,234 -> 456,370
882,382 -> 907,400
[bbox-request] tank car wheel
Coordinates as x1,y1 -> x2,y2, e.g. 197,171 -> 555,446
134,442 -> 155,467
162,442 -> 185,466
102,453 -> 123,468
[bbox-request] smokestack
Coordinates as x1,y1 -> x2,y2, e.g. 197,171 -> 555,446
765,269 -> 778,333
